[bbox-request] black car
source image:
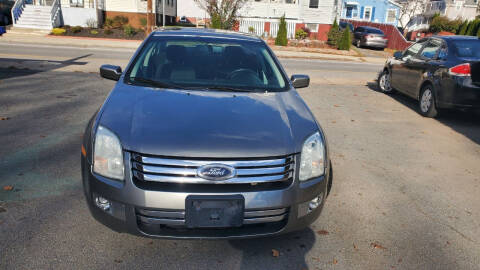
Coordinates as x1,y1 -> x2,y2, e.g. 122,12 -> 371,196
378,36 -> 480,117
339,21 -> 354,32
353,26 -> 387,49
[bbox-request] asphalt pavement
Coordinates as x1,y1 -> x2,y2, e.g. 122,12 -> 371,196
1,44 -> 480,270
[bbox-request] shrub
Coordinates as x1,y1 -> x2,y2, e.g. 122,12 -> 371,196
71,26 -> 82,33
210,14 -> 222,29
104,29 -> 113,35
51,28 -> 66,35
466,19 -> 480,36
104,18 -> 114,29
295,28 -> 308,39
90,30 -> 98,35
275,15 -> 288,46
338,28 -> 351,50
477,26 -> 480,37
139,17 -> 147,28
113,16 -> 128,28
248,26 -> 255,33
332,17 -> 338,29
85,18 -> 97,28
327,20 -> 342,47
429,16 -> 462,33
457,20 -> 469,35
124,25 -> 136,37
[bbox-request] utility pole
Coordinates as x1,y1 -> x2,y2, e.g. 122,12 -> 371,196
147,0 -> 153,34
163,0 -> 165,27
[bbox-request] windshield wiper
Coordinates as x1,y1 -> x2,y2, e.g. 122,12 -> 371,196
129,77 -> 185,89
201,86 -> 254,92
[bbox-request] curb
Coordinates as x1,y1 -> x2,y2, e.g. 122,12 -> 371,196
46,34 -> 143,43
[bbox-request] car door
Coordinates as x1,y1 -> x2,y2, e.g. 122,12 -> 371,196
390,40 -> 427,94
405,38 -> 444,98
353,27 -> 363,42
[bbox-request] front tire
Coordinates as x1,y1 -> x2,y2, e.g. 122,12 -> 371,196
356,39 -> 361,48
378,70 -> 394,94
419,85 -> 438,118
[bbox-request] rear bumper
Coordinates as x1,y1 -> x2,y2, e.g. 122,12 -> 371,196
437,78 -> 480,109
363,39 -> 387,48
81,152 -> 330,239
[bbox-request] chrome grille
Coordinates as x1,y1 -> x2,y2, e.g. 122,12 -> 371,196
131,153 -> 294,184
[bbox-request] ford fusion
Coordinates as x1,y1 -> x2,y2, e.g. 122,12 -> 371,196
81,28 -> 332,239
378,36 -> 480,117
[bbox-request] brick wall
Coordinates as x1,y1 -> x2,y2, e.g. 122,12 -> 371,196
341,19 -> 412,50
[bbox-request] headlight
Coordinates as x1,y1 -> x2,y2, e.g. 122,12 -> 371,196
93,126 -> 124,180
299,132 -> 325,181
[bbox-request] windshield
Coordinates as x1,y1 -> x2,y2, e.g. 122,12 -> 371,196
452,40 -> 480,58
125,36 -> 288,92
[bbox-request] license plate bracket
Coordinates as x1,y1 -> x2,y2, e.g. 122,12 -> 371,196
185,195 -> 244,228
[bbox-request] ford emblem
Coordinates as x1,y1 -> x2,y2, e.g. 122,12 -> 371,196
197,164 -> 236,181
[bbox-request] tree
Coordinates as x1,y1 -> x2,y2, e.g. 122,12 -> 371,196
338,28 -> 351,51
457,20 -> 469,35
275,15 -> 288,46
397,0 -> 428,31
466,19 -> 480,36
194,0 -> 248,30
332,17 -> 338,30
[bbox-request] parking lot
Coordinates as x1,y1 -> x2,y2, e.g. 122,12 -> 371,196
1,44 -> 480,269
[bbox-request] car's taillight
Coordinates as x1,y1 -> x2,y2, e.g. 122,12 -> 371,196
449,63 -> 471,76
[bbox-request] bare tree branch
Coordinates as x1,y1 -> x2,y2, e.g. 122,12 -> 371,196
194,0 -> 248,29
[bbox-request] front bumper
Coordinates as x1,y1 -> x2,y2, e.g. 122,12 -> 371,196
81,152 -> 329,239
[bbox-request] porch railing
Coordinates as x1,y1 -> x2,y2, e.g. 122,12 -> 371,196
11,0 -> 26,25
50,0 -> 61,28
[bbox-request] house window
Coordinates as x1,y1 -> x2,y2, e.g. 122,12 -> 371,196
70,0 -> 83,7
363,6 -> 372,21
309,0 -> 319,8
386,9 -> 396,24
306,23 -> 318,32
345,5 -> 358,18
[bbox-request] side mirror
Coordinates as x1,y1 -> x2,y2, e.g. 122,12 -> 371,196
100,65 -> 122,81
291,74 -> 310,89
393,51 -> 403,60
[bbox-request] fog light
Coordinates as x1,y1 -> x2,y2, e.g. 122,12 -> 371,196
95,196 -> 111,211
308,192 -> 324,212
298,192 -> 324,218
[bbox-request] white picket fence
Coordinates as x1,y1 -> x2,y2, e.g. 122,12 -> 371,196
239,19 -> 265,36
238,18 -> 297,38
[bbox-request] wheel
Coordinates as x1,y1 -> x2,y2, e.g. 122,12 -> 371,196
378,70 -> 394,94
419,85 -> 438,118
356,39 -> 361,48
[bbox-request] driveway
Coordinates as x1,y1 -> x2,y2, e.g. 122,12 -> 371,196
1,44 -> 479,269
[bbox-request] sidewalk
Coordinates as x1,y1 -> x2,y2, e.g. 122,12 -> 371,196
0,29 -> 387,64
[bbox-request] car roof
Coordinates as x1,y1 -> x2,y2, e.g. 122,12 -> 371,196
152,27 -> 262,42
433,35 -> 480,41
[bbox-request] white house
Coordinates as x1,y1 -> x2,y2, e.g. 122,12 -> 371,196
178,0 -> 339,40
11,0 -> 177,29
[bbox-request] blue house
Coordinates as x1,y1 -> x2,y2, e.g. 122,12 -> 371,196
340,0 -> 401,26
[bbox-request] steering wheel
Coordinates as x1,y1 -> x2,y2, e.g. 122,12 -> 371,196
227,68 -> 262,85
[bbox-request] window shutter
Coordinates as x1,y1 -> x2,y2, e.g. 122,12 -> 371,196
371,7 -> 376,21
360,6 -> 364,19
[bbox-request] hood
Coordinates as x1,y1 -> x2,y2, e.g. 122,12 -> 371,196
98,83 -> 319,158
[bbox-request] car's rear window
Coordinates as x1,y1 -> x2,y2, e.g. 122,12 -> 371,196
452,40 -> 480,58
125,35 -> 288,92
366,28 -> 384,35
